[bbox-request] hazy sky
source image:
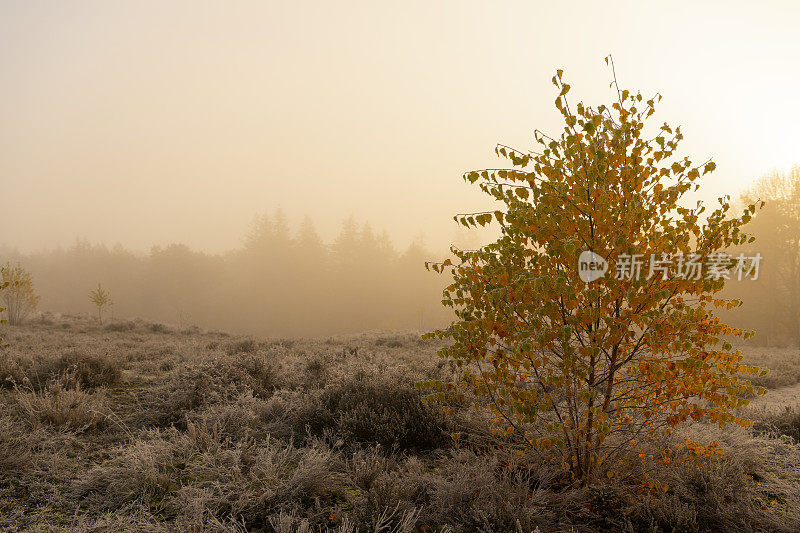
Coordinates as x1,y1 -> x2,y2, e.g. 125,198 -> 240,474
1,1 -> 798,253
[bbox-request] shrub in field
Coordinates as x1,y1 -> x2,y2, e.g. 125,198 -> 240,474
0,263 -> 39,326
236,352 -> 279,398
0,415 -> 31,471
753,407 -> 800,442
15,375 -> 107,431
302,355 -> 328,388
225,338 -> 258,355
0,350 -> 26,389
375,336 -> 405,348
44,351 -> 123,389
0,279 -> 7,347
70,426 -> 346,529
105,320 -> 137,332
319,373 -> 449,451
88,284 -> 113,324
425,62 -> 767,483
422,450 -> 550,531
7,350 -> 123,391
138,353 -> 277,428
148,322 -> 171,333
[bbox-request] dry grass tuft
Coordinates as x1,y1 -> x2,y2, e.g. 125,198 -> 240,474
15,375 -> 108,431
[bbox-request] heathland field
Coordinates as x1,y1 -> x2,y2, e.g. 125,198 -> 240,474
1,315 -> 800,532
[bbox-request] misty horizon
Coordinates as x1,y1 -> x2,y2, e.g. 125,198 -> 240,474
0,210 -> 491,257
3,2 -> 800,255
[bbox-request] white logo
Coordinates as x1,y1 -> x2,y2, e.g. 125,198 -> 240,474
578,251 -> 608,283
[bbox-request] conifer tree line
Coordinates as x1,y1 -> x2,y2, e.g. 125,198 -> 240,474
3,173 -> 799,344
0,212 -> 452,336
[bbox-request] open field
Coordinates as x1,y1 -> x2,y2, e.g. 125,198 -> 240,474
1,315 -> 800,532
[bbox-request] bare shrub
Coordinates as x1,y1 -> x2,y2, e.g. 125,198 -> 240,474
623,426 -> 800,532
70,427 -> 347,530
303,356 -> 328,388
3,347 -> 121,393
422,450 -> 550,531
316,373 -> 449,451
148,322 -> 171,334
0,414 -> 31,471
225,338 -> 257,355
753,407 -> 800,442
106,320 -> 137,332
35,313 -> 55,326
15,375 -> 108,432
185,393 -> 285,442
375,336 -> 405,348
59,509 -> 176,533
268,507 -> 417,533
70,427 -> 197,510
349,446 -> 394,492
0,263 -> 39,325
136,353 -> 278,428
40,350 -> 123,390
0,350 -> 27,389
268,338 -> 296,350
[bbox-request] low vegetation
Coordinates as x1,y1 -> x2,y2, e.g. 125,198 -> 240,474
88,284 -> 113,324
0,315 -> 799,531
0,263 -> 39,326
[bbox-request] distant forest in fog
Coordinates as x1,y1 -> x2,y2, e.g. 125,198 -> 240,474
0,212 -> 454,336
3,164 -> 800,345
723,166 -> 800,347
